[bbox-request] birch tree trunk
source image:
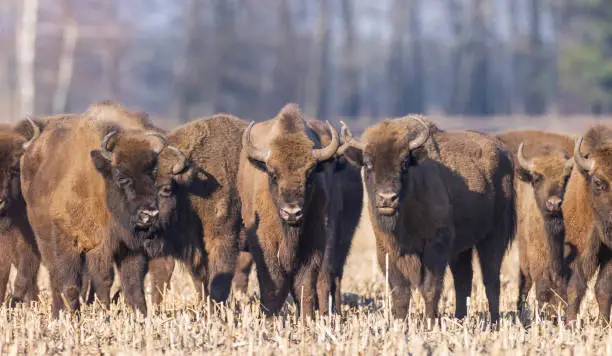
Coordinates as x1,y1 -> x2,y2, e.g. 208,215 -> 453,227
16,0 -> 39,117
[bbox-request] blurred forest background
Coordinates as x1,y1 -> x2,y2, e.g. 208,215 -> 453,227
1,0 -> 611,126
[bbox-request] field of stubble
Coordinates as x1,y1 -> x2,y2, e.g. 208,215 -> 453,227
3,116 -> 612,355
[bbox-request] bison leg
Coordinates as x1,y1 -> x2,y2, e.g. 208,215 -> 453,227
595,258 -> 612,324
294,260 -> 319,318
450,249 -> 473,319
517,270 -> 533,316
476,236 -> 504,324
233,252 -> 254,294
10,251 -> 40,306
85,251 -> 114,307
50,251 -> 83,318
379,253 -> 412,319
117,253 -> 148,316
419,228 -> 452,321
205,234 -> 237,303
0,254 -> 9,304
147,256 -> 175,305
249,240 -> 290,315
566,267 -> 588,323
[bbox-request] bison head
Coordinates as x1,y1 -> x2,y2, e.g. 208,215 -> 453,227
90,130 -> 168,243
338,117 -> 430,232
573,133 -> 612,239
243,105 -> 339,227
0,117 -> 39,222
516,143 -> 573,217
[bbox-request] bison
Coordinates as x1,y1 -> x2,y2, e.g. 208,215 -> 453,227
238,103 -> 341,316
146,114 -> 246,304
340,116 -> 515,323
0,118 -> 42,306
496,130 -> 574,316
21,101 -> 187,317
232,118 -> 363,314
564,125 -> 612,322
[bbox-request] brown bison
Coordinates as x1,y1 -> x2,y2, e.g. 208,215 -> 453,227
238,103 -> 340,316
232,119 -> 363,313
21,101 -> 187,317
0,118 -> 42,305
496,130 -> 574,315
564,125 -> 612,322
146,114 -> 246,304
340,116 -> 515,323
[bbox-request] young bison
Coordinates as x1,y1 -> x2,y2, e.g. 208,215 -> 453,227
514,142 -> 573,315
238,103 -> 340,316
21,102 -> 188,317
564,125 -> 612,322
341,117 -> 515,323
0,118 -> 41,306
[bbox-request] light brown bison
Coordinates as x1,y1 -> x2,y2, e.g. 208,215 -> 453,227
232,119 -> 363,313
238,103 -> 340,316
0,118 -> 42,305
496,130 -> 574,315
146,114 -> 246,304
564,125 -> 612,322
21,101 -> 187,317
340,116 -> 515,323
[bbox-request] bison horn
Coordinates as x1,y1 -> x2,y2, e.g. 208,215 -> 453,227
22,115 -> 40,150
517,143 -> 534,172
337,121 -> 365,156
574,136 -> 595,172
408,116 -> 430,150
243,121 -> 270,163
145,132 -> 168,153
100,131 -> 117,159
167,146 -> 189,175
312,121 -> 339,161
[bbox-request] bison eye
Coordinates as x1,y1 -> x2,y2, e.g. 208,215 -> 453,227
117,177 -> 131,186
158,185 -> 173,197
531,173 -> 543,186
363,157 -> 373,171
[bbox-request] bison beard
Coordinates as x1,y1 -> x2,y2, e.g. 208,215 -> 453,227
544,214 -> 565,266
279,222 -> 301,271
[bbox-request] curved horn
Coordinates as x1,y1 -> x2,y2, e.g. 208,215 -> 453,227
312,121 -> 339,161
167,146 -> 189,175
574,136 -> 595,172
337,120 -> 365,156
145,132 -> 168,154
100,131 -> 117,158
408,116 -> 430,150
22,116 -> 41,149
517,143 -> 534,172
242,121 -> 270,163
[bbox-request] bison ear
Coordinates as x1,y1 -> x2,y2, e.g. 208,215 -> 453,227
341,146 -> 363,168
516,166 -> 533,183
410,146 -> 428,165
91,150 -> 112,177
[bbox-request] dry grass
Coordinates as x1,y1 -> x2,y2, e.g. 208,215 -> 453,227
4,116 -> 612,355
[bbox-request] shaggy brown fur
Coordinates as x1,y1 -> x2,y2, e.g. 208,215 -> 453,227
149,114 -> 246,304
238,103 -> 340,316
342,117 -> 515,323
563,124 -> 612,322
497,130 -> 574,316
21,101 -> 187,317
232,119 -> 363,313
0,119 -> 43,306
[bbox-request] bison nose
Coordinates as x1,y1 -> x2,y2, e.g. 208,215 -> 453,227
138,208 -> 159,225
279,204 -> 304,224
376,190 -> 399,208
546,196 -> 563,212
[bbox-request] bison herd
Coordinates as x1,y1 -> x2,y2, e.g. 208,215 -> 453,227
1,100 -> 612,324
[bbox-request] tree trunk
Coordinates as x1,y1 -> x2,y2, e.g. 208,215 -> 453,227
340,0 -> 361,117
524,0 -> 547,115
16,0 -> 39,117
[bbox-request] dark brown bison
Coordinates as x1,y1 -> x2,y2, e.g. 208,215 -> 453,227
21,101 -> 187,317
340,116 -> 515,323
0,118 -> 42,305
238,103 -> 340,316
232,119 -> 363,313
496,130 -> 574,316
564,125 -> 612,322
146,114 -> 246,304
